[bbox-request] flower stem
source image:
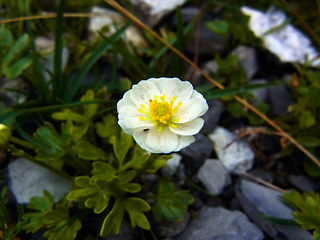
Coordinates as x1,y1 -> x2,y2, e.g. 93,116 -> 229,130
9,136 -> 36,150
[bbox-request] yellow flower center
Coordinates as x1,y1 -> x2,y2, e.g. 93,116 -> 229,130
139,94 -> 182,132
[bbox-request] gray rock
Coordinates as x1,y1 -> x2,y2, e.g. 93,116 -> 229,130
8,158 -> 71,203
175,206 -> 264,240
236,179 -> 313,240
130,0 -> 187,27
249,79 -> 269,105
202,99 -> 225,133
209,127 -> 254,173
180,133 -> 213,167
268,84 -> 293,115
197,159 -> 231,195
162,153 -> 182,176
232,46 -> 259,80
288,174 -> 319,192
102,224 -> 134,240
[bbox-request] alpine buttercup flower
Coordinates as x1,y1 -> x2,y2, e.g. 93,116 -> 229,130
117,77 -> 209,153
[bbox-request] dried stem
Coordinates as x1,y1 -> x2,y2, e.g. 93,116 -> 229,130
104,0 -> 320,167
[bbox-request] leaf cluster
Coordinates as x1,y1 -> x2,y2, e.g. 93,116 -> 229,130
282,190 -> 320,239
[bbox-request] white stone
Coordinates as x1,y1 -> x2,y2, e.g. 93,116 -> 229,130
88,6 -> 144,47
241,6 -> 320,68
8,158 -> 71,203
209,127 -> 254,173
197,159 -> 231,195
162,153 -> 182,176
130,0 -> 187,26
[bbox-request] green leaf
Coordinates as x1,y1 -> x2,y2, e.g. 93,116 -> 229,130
0,28 -> 13,47
75,140 -> 105,160
125,197 -> 150,229
206,20 -> 229,38
52,109 -> 88,123
282,190 -> 320,233
100,199 -> 125,236
3,34 -> 30,68
96,114 -> 118,138
152,178 -> 193,222
2,57 -> 32,79
44,219 -> 81,240
23,191 -> 54,233
227,101 -> 244,118
303,159 -> 320,177
120,145 -> 151,171
146,154 -> 172,173
297,137 -> 320,148
299,110 -> 316,129
90,162 -> 116,183
110,130 -> 133,167
80,90 -> 98,118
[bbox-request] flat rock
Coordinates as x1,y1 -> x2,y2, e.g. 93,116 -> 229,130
209,127 -> 254,173
236,179 -> 313,240
162,153 -> 182,176
268,84 -> 293,115
176,206 -> 264,240
8,158 -> 71,203
130,0 -> 187,27
197,159 -> 231,195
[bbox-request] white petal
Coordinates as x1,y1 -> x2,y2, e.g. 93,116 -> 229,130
169,118 -> 204,136
118,120 -> 134,135
149,77 -> 193,103
130,80 -> 160,107
118,105 -> 153,129
174,135 -> 195,151
117,90 -> 134,112
145,127 -> 178,154
174,90 -> 209,123
133,129 -> 157,153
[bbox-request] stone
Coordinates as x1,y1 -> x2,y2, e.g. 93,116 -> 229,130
180,133 -> 213,170
202,99 -> 225,133
196,159 -> 231,195
248,79 -> 269,105
268,84 -> 293,115
236,179 -> 313,240
241,6 -> 320,68
88,6 -> 145,47
35,37 -> 69,83
288,174 -> 319,192
232,46 -> 259,80
176,206 -> 264,240
162,153 -> 182,176
8,158 -> 71,203
102,224 -> 134,240
209,127 -> 254,173
130,0 -> 187,27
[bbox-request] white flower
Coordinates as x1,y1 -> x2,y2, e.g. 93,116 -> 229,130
117,77 -> 209,153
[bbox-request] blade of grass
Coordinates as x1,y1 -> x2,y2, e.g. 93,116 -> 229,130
204,82 -> 279,100
18,0 -> 47,98
64,23 -> 131,102
53,0 -> 65,100
104,0 -> 320,167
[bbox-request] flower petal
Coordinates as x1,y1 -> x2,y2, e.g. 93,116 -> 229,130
145,127 -> 178,153
175,135 -> 195,151
118,105 -> 153,130
169,118 -> 204,136
130,80 -> 160,107
174,90 -> 209,123
117,90 -> 134,111
133,128 -> 158,153
149,77 -> 193,103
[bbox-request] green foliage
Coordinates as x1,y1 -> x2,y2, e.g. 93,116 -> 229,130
152,178 -> 193,222
0,28 -> 32,79
0,188 -> 22,240
23,191 -> 82,240
206,19 -> 229,39
282,190 -> 320,239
